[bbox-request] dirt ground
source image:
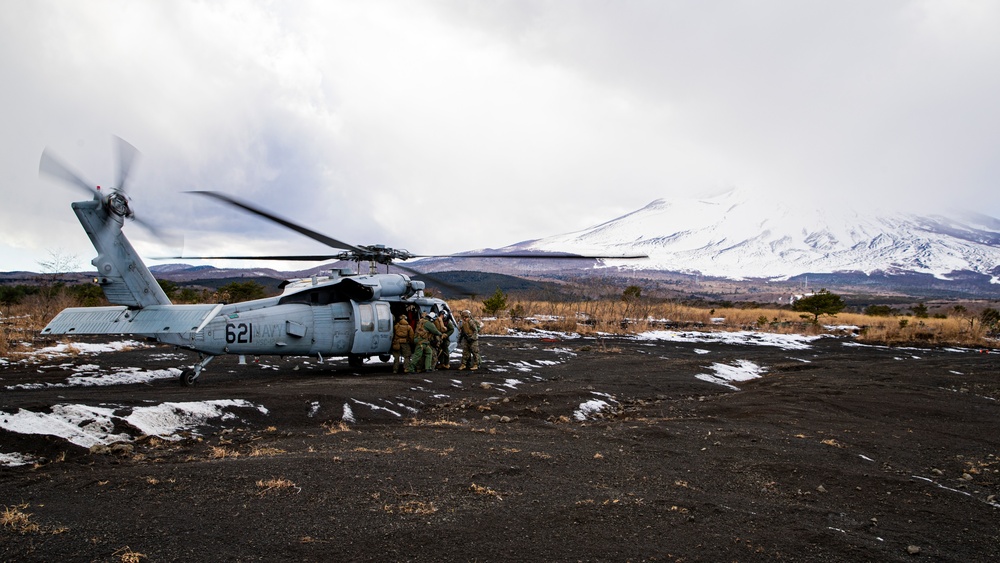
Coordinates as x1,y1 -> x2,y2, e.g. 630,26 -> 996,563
2,333 -> 999,562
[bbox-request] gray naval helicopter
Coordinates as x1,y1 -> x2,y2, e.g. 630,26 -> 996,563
38,137 -> 645,385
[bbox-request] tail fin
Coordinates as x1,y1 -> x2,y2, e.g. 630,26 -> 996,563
74,198 -> 170,308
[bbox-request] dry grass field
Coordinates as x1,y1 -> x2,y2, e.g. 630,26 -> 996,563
448,297 -> 999,348
4,289 -> 998,359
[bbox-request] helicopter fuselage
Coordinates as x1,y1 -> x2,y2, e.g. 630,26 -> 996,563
155,273 -> 457,361
39,194 -> 457,384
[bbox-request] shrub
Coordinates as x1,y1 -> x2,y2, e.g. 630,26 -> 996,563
622,285 -> 642,302
863,305 -> 894,317
509,303 -> 527,321
981,308 -> 1000,334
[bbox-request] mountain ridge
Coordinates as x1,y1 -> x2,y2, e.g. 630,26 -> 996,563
504,189 -> 1000,282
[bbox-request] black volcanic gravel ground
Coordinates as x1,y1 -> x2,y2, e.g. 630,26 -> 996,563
2,333 -> 999,562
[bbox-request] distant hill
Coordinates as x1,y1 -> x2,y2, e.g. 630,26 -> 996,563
149,263 -> 287,282
409,270 -> 572,300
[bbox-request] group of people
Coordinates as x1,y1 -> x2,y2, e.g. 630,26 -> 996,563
391,308 -> 482,374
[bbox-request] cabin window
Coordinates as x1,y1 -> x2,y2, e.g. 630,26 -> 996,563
375,302 -> 391,332
359,303 -> 375,332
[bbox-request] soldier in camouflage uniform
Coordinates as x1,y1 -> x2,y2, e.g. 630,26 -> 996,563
434,310 -> 456,370
407,312 -> 442,373
458,309 -> 482,371
391,314 -> 414,374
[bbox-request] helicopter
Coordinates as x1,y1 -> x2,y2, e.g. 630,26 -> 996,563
37,137 -> 647,385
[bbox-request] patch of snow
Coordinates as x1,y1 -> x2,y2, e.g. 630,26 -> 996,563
824,325 -> 860,331
32,340 -> 146,357
695,360 -> 766,390
497,330 -> 581,340
0,451 -> 36,467
349,399 -> 401,417
342,403 -> 356,423
590,391 -> 619,403
0,400 -> 265,450
6,367 -> 182,389
637,330 -> 820,350
396,403 -> 419,415
574,399 -> 611,421
0,404 -> 128,448
125,400 -> 266,441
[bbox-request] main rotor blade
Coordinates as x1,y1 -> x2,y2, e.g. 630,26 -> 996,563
163,251 -> 648,262
187,190 -> 366,253
410,252 -> 649,260
159,254 -> 342,261
130,214 -> 184,250
39,149 -> 100,198
390,262 -> 478,297
114,135 -> 140,192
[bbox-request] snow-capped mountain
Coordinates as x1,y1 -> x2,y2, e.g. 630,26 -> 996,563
509,189 -> 1000,282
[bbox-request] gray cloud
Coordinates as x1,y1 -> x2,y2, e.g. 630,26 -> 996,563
3,0 -> 998,271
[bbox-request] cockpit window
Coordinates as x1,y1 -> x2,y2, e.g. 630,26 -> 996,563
359,303 -> 374,332
375,302 -> 391,332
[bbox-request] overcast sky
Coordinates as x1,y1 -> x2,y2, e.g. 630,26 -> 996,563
2,0 -> 999,272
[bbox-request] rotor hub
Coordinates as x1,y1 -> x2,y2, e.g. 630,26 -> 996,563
107,191 -> 132,218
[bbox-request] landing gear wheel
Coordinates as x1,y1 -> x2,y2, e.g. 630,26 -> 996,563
378,354 -> 391,363
347,355 -> 364,368
180,369 -> 198,386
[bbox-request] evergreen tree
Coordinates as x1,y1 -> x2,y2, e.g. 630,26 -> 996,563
482,287 -> 508,317
622,285 -> 642,302
217,281 -> 268,303
792,289 -> 845,322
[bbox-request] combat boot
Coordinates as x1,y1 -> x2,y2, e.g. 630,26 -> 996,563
457,365 -> 467,371
470,364 -> 479,371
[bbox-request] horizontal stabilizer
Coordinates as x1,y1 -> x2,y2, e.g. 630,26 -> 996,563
41,304 -> 223,336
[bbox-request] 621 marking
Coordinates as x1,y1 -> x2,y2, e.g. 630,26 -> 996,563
226,322 -> 253,344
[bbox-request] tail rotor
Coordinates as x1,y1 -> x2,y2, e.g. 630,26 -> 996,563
39,136 -> 177,246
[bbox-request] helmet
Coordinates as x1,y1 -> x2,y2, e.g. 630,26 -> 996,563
462,310 -> 471,317
427,312 -> 437,320
398,314 -> 407,322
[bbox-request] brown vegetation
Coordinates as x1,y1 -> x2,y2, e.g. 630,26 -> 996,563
3,286 -> 998,360
449,297 -> 1000,348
